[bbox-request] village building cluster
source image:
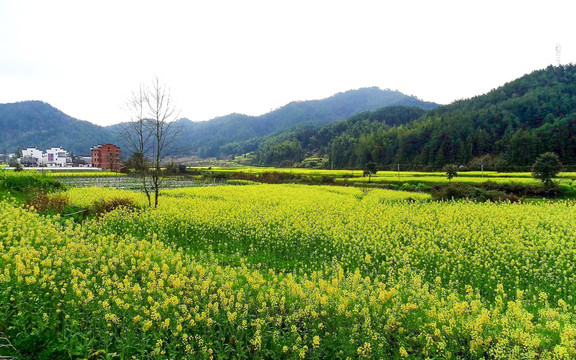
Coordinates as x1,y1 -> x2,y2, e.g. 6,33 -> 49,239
0,144 -> 122,170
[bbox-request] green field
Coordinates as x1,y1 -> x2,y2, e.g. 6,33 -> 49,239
192,166 -> 576,195
14,167 -> 576,193
192,166 -> 576,181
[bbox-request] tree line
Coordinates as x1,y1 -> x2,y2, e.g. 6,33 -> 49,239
251,65 -> 576,171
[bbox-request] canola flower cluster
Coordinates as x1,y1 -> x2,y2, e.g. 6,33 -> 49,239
1,184 -> 576,358
62,186 -> 149,208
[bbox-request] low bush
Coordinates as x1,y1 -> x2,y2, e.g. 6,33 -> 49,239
92,197 -> 137,216
352,182 -> 395,189
259,171 -> 301,183
481,181 -> 560,197
431,180 -> 563,202
25,189 -> 70,214
225,179 -> 259,185
25,189 -> 50,211
47,193 -> 70,213
304,175 -> 335,185
431,183 -> 520,202
229,171 -> 303,184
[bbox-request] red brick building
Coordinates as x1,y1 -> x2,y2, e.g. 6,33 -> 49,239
91,144 -> 122,170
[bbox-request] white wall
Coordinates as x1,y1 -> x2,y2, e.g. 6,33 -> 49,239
22,147 -> 43,166
45,147 -> 67,167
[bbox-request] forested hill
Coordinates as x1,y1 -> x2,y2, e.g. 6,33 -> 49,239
385,65 -> 576,170
0,101 -> 110,155
0,88 -> 437,158
162,87 -> 438,157
252,106 -> 428,166
257,65 -> 576,170
7,64 -> 575,170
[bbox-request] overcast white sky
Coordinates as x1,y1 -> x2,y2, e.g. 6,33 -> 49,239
1,0 -> 575,126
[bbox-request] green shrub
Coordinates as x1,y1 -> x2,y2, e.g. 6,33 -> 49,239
305,175 -> 335,185
225,179 -> 259,185
399,182 -> 412,191
92,197 -> 137,216
431,183 -> 519,202
443,164 -> 458,182
25,189 -> 70,213
481,181 -> 560,197
532,152 -> 562,186
1,172 -> 63,193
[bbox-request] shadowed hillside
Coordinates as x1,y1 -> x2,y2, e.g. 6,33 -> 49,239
0,101 -> 110,155
252,65 -> 576,170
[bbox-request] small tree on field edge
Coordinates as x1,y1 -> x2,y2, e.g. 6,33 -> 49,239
532,152 -> 562,187
443,164 -> 458,183
363,162 -> 378,183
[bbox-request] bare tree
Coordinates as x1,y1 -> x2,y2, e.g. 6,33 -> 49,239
119,84 -> 153,206
119,78 -> 180,208
145,78 -> 180,208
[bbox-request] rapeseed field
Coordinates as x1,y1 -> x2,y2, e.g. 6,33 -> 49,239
1,184 -> 576,358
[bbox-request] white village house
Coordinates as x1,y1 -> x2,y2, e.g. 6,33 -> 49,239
21,147 -> 43,166
43,147 -> 69,167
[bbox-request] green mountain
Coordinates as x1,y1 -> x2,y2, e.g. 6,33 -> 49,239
380,65 -> 576,170
0,101 -> 110,155
251,106 -> 428,166
256,65 -> 576,170
163,87 -> 438,157
0,88 -> 437,159
5,65 -> 576,172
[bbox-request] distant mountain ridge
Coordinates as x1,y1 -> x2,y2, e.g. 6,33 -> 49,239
3,65 -> 575,171
164,87 -> 438,156
0,87 -> 437,157
125,87 -> 438,157
257,65 -> 576,170
252,105 -> 429,166
0,101 -> 110,155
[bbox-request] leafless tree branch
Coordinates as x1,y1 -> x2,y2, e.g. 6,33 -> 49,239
118,77 -> 181,208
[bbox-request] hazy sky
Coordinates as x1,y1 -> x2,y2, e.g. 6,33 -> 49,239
1,0 -> 575,126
